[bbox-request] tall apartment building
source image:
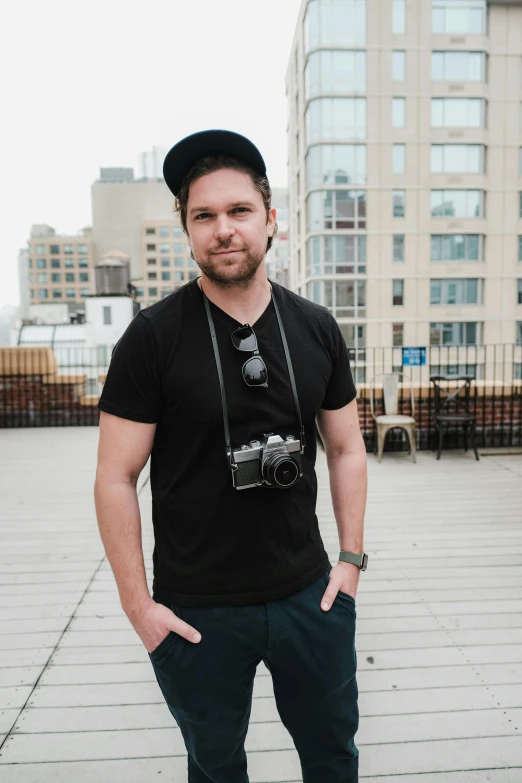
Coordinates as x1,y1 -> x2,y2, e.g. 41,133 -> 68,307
287,0 -> 522,380
27,225 -> 95,313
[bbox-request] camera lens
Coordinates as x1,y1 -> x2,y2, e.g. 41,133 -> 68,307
263,453 -> 299,488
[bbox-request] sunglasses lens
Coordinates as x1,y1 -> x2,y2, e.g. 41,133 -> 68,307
232,326 -> 257,352
243,356 -> 268,386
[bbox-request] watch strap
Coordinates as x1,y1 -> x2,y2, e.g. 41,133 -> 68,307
339,551 -> 368,571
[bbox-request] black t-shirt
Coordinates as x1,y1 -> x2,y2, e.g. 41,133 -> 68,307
97,279 -> 357,607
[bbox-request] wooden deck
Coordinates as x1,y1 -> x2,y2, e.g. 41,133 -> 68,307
0,427 -> 521,781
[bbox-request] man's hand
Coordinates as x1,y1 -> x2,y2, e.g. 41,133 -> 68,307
320,562 -> 360,612
127,597 -> 202,653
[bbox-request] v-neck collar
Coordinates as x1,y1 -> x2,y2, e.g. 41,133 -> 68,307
193,277 -> 276,333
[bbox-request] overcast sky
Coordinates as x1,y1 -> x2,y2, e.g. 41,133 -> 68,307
0,0 -> 303,309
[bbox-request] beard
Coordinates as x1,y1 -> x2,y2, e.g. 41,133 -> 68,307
192,242 -> 265,290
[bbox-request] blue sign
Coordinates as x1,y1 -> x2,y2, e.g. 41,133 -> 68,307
402,347 -> 426,367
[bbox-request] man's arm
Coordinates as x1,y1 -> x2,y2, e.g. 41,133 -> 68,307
316,397 -> 367,609
94,411 -> 201,650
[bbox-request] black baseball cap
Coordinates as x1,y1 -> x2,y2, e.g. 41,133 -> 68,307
163,129 -> 267,198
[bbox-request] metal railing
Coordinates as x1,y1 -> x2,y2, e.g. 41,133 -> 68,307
1,342 -> 521,452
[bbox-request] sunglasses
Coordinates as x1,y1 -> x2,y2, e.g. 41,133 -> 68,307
231,325 -> 268,388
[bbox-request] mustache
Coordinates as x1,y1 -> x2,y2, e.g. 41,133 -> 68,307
210,245 -> 246,254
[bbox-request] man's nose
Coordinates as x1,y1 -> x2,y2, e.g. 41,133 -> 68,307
214,216 -> 235,241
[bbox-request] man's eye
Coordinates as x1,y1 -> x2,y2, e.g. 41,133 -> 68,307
195,213 -> 210,220
233,207 -> 249,214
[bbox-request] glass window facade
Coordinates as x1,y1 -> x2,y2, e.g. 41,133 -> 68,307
393,279 -> 404,305
79,272 -> 89,282
392,51 -> 405,81
159,227 -> 170,237
392,0 -> 406,34
78,244 -> 88,254
35,244 -> 46,255
306,98 -> 366,142
160,243 -> 170,253
393,190 -> 405,218
393,235 -> 405,262
517,322 -> 522,344
174,243 -> 185,253
430,278 -> 481,304
161,271 -> 171,281
307,235 -> 366,275
307,279 -> 366,318
516,279 -> 522,305
63,244 -> 74,255
50,245 -> 60,255
305,51 -> 366,98
392,323 -> 404,346
432,51 -> 485,82
432,0 -> 486,35
38,289 -> 48,299
431,98 -> 484,128
307,190 -> 367,231
306,145 -> 366,186
431,144 -> 484,173
392,98 -> 406,127
430,190 -> 483,218
392,144 -> 406,174
36,259 -> 46,269
430,322 -> 481,345
430,234 -> 481,261
304,0 -> 366,52
65,273 -> 75,283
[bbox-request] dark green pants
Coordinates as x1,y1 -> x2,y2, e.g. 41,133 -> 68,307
150,566 -> 359,782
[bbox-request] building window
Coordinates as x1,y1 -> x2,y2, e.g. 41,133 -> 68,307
431,144 -> 485,174
50,245 -> 60,255
80,289 -> 90,298
188,271 -> 199,281
78,259 -> 88,268
305,51 -> 366,99
392,98 -> 405,128
159,243 -> 170,254
431,234 -> 481,261
159,227 -> 170,237
161,258 -> 170,267
393,190 -> 405,218
392,0 -> 406,33
517,279 -> 522,305
306,98 -> 367,143
432,51 -> 485,82
430,190 -> 483,218
430,321 -> 481,346
392,323 -> 404,346
146,228 -> 156,235
161,271 -> 171,281
393,235 -> 405,262
135,287 -> 144,297
307,280 -> 366,318
174,257 -> 184,267
103,306 -> 112,325
37,273 -> 48,283
173,227 -> 184,237
147,258 -> 157,266
304,0 -> 366,52
64,258 -> 74,268
174,271 -> 184,282
519,236 -> 522,262
515,363 -> 522,380
63,244 -> 74,255
36,259 -> 46,269
431,98 -> 485,128
51,259 -> 60,269
392,144 -> 405,174
517,322 -> 522,344
307,190 -> 366,231
392,51 -> 405,81
306,144 -> 366,187
148,272 -> 157,280
35,244 -> 46,255
38,288 -> 48,299
307,235 -> 367,275
66,289 -> 75,298
161,288 -> 171,298
432,0 -> 486,35
52,290 -> 62,298
65,272 -> 75,282
78,244 -> 88,255
519,193 -> 522,218
148,287 -> 158,297
392,279 -> 404,305
51,273 -> 61,283
147,244 -> 156,252
430,278 -> 481,305
79,272 -> 89,282
174,243 -> 185,253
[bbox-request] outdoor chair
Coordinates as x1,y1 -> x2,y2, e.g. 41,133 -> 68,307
430,374 -> 479,461
369,372 -> 416,463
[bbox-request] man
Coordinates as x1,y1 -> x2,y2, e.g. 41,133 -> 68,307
94,129 -> 368,783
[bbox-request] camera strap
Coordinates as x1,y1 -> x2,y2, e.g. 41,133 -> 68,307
201,281 -> 306,474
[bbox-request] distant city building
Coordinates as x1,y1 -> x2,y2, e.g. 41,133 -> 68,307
26,225 -> 95,315
287,0 -> 522,377
138,146 -> 168,180
266,187 -> 290,288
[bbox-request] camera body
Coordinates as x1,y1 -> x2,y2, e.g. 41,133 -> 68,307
231,433 -> 303,490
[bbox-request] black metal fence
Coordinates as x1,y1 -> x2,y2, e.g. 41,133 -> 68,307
1,343 -> 521,453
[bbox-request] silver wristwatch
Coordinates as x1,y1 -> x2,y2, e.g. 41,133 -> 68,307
339,550 -> 368,571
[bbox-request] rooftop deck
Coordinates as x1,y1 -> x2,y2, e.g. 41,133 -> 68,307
0,427 -> 521,781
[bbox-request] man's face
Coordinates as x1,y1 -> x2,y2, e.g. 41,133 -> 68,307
185,168 -> 276,288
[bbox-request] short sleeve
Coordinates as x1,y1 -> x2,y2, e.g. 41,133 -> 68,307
97,313 -> 160,423
320,316 -> 357,410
